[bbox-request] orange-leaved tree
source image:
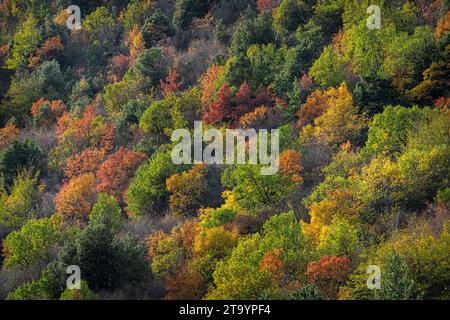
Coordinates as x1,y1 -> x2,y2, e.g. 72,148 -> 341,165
96,147 -> 148,205
64,148 -> 107,179
55,173 -> 97,220
305,255 -> 353,299
279,149 -> 304,183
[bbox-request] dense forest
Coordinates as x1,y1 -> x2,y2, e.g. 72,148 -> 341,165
0,0 -> 449,300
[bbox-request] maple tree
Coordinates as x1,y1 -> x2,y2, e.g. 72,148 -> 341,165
203,82 -> 275,125
259,249 -> 284,284
306,256 -> 352,299
96,148 -> 147,204
203,82 -> 233,125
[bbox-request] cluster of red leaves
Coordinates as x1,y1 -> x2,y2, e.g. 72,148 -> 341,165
96,147 -> 148,204
199,64 -> 222,112
260,249 -> 284,283
56,105 -> 116,153
31,98 -> 66,118
305,256 -> 353,299
58,146 -> 146,219
160,69 -> 181,97
203,82 -> 275,125
435,96 -> 450,110
53,104 -> 126,220
257,0 -> 282,12
65,148 -> 107,179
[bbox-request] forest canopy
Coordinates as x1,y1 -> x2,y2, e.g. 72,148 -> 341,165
0,0 -> 449,301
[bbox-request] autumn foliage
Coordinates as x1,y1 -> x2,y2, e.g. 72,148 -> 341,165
160,69 -> 181,97
96,148 -> 148,204
306,256 -> 352,299
298,84 -> 353,128
279,149 -> 304,183
55,173 -> 97,219
31,98 -> 66,121
0,0 -> 448,302
65,148 -> 107,179
28,36 -> 64,69
0,123 -> 19,150
199,64 -> 222,111
257,0 -> 282,12
166,165 -> 208,217
56,105 -> 115,153
203,82 -> 275,125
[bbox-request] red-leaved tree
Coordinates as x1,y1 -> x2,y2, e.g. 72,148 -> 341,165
96,147 -> 148,205
305,256 -> 353,299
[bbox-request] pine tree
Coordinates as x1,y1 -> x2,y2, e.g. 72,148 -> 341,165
376,251 -> 420,300
284,79 -> 301,123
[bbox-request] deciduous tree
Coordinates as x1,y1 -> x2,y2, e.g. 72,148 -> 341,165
55,173 -> 97,220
